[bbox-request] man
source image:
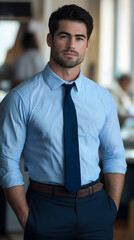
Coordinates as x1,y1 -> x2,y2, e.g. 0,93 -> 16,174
0,4 -> 126,240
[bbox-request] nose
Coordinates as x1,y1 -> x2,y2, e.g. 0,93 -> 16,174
67,37 -> 75,49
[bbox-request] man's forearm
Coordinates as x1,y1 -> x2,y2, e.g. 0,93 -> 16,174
4,185 -> 28,229
104,173 -> 125,211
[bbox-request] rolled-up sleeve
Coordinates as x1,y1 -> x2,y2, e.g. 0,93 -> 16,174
99,92 -> 127,174
0,90 -> 28,188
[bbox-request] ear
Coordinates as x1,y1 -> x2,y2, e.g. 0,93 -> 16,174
47,33 -> 52,47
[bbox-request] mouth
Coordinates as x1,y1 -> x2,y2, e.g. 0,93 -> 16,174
63,50 -> 78,57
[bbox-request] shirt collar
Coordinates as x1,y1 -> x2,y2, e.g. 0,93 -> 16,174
42,63 -> 82,92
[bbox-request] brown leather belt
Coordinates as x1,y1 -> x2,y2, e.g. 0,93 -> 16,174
29,179 -> 103,198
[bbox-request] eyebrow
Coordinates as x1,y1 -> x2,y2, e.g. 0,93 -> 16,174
57,31 -> 86,39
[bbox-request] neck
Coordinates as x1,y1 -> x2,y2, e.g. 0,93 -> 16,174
49,59 -> 81,82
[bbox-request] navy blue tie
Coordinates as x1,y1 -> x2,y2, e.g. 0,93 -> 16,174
63,83 -> 81,194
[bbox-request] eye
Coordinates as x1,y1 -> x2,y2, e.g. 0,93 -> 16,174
60,35 -> 69,39
76,37 -> 84,41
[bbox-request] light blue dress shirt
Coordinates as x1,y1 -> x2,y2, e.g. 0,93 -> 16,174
0,64 -> 127,188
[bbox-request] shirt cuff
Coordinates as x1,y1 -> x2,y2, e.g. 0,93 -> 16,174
0,170 -> 24,188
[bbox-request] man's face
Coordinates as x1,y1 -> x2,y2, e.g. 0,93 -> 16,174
47,20 -> 90,69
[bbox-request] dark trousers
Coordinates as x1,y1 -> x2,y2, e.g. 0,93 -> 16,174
24,187 -> 117,240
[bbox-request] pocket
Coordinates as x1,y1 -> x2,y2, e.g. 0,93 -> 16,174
24,207 -> 31,231
24,194 -> 33,235
106,193 -> 117,217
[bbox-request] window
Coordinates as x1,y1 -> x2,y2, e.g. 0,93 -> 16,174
0,21 -> 20,66
98,0 -> 133,88
98,0 -> 115,87
115,0 -> 131,77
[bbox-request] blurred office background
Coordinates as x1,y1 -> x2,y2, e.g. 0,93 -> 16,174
0,0 -> 134,239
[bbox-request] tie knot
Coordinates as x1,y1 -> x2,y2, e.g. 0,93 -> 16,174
63,83 -> 75,94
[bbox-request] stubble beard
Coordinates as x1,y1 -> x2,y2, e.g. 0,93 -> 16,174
51,50 -> 84,68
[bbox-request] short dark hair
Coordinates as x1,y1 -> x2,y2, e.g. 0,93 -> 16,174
118,74 -> 132,84
21,31 -> 39,50
48,4 -> 93,40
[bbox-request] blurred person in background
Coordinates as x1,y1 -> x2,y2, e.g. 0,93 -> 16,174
11,31 -> 45,88
0,29 -> 45,89
110,74 -> 133,126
